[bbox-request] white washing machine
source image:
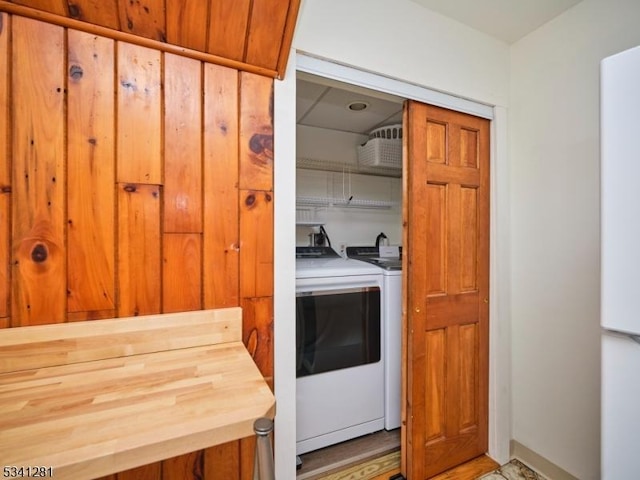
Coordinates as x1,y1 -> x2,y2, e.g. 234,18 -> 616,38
295,247 -> 385,454
347,246 -> 402,430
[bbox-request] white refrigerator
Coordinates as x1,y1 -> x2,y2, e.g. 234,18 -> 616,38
601,44 -> 640,479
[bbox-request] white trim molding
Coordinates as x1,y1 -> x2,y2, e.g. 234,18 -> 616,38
273,51 -> 511,478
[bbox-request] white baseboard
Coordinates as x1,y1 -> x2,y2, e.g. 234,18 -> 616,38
510,440 -> 579,480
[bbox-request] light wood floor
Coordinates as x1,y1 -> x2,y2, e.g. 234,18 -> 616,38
297,429 -> 401,480
350,454 -> 499,480
296,430 -> 499,480
429,455 -> 500,480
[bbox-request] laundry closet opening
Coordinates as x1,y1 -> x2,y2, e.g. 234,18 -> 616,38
294,71 -> 405,478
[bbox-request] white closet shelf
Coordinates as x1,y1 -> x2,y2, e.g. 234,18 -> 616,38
297,158 -> 402,178
295,221 -> 325,226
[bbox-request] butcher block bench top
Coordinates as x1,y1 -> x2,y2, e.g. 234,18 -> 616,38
0,307 -> 275,479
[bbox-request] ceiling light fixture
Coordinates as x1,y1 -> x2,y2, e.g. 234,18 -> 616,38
347,101 -> 369,112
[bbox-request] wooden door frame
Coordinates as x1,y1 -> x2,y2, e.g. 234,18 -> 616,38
272,52 -> 511,478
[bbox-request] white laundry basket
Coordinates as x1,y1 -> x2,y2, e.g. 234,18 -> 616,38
357,124 -> 402,169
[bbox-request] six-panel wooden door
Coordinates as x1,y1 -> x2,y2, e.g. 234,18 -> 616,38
403,101 -> 490,479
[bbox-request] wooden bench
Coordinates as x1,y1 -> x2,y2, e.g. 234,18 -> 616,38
0,307 -> 275,479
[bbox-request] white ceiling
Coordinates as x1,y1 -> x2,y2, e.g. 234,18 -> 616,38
409,0 -> 583,44
297,73 -> 404,135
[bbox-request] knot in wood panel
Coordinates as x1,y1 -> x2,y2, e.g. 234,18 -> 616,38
120,78 -> 137,91
249,133 -> 273,158
245,193 -> 256,207
69,64 -> 83,80
68,3 -> 81,18
31,243 -> 48,263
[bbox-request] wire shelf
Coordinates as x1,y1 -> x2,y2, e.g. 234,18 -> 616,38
296,195 -> 397,210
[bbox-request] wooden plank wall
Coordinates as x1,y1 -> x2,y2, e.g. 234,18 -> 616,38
3,0 -> 302,79
0,14 -> 274,480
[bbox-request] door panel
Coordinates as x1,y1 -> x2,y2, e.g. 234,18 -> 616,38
424,329 -> 446,442
460,128 -> 479,168
425,184 -> 446,295
404,102 -> 489,479
460,187 -> 479,291
459,322 -> 479,430
426,120 -> 447,163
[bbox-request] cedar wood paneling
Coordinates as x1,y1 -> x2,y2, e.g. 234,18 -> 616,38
0,14 -> 274,479
3,0 -> 302,79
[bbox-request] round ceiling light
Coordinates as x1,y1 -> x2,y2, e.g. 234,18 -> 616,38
347,101 -> 369,111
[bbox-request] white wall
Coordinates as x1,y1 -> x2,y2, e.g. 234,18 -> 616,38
510,0 -> 640,478
294,0 -> 510,108
273,1 -> 512,478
